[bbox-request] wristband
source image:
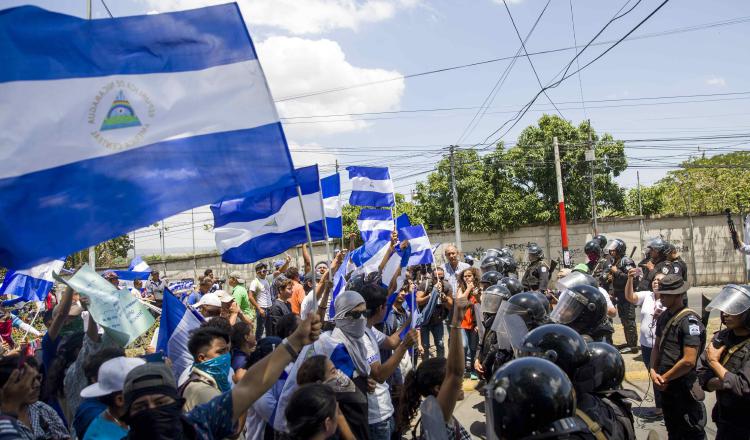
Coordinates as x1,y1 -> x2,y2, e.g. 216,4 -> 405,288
281,338 -> 299,360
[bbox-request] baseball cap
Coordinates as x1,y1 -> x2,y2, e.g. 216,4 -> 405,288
80,357 -> 146,398
214,290 -> 234,303
195,292 -> 221,308
658,274 -> 689,295
273,259 -> 285,269
228,271 -> 245,284
123,362 -> 179,410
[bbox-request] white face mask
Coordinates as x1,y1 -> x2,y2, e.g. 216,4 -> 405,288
335,316 -> 366,339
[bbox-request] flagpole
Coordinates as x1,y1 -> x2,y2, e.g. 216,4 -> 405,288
296,186 -> 317,296
317,182 -> 333,282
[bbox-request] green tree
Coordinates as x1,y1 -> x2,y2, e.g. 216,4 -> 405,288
342,194 -> 425,246
414,115 -> 628,232
66,234 -> 133,269
624,183 -> 665,216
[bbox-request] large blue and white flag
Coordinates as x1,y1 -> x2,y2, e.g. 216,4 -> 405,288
113,256 -> 151,281
398,225 -> 434,267
0,5 -> 297,268
0,259 -> 64,306
346,166 -> 395,207
357,209 -> 393,242
350,235 -> 391,274
321,173 -> 342,239
212,166 -> 326,264
156,288 -> 204,379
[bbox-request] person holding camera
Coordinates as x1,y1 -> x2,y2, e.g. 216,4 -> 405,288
416,267 -> 451,360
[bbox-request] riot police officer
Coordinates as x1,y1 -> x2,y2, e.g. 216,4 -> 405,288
481,255 -> 503,274
607,239 -> 639,353
637,238 -> 672,292
522,243 -> 550,292
698,284 -> 750,439
594,234 -> 608,251
498,255 -> 518,278
485,357 -> 598,439
650,274 -> 706,440
498,276 -> 523,296
553,273 -> 614,342
480,270 -> 503,288
586,342 -> 638,440
474,284 -> 512,381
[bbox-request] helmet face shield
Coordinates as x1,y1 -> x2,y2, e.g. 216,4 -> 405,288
706,284 -> 750,316
549,289 -> 587,324
491,301 -> 530,351
557,271 -> 596,291
481,290 -> 505,315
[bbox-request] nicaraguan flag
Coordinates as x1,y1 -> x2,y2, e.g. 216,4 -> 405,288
212,165 -> 325,264
357,209 -> 393,242
398,225 -> 434,266
156,288 -> 204,379
0,4 -> 297,268
113,256 -> 151,281
321,173 -> 342,239
0,259 -> 64,306
327,252 -> 352,320
350,235 -> 391,274
347,166 -> 395,207
396,213 -> 411,230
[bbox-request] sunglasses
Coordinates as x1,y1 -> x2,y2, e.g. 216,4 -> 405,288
345,310 -> 366,319
257,269 -> 268,273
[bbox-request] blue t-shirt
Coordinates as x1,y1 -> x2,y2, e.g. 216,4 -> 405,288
184,291 -> 202,306
83,412 -> 128,440
73,398 -> 106,439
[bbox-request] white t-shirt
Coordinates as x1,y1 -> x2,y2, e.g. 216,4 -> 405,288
599,287 -> 615,309
443,262 -> 470,294
299,292 -> 332,320
633,291 -> 665,348
249,277 -> 273,309
364,327 -> 394,424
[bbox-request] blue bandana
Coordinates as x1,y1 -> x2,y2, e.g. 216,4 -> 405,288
194,352 -> 232,392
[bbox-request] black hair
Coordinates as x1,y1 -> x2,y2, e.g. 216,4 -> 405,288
187,326 -> 230,359
204,269 -> 213,276
285,267 -> 300,280
296,355 -> 328,385
359,283 -> 387,313
274,314 -> 299,339
0,355 -> 39,388
98,390 -> 121,408
256,262 -> 268,270
285,383 -> 337,440
45,331 -> 84,399
396,357 -> 447,435
83,347 -> 126,384
200,316 -> 233,336
230,321 -> 252,350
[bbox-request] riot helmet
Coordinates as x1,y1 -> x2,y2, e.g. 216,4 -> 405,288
484,248 -> 503,260
465,255 -> 476,267
481,284 -> 512,315
498,256 -> 517,275
593,234 -> 608,250
587,342 -> 625,393
506,292 -> 549,329
550,284 -> 608,335
530,290 -> 552,313
605,239 -> 626,258
584,240 -> 602,261
646,237 -> 670,261
499,277 -> 523,296
485,357 -> 577,440
498,247 -> 514,259
517,324 -> 590,378
619,257 -> 636,272
526,243 -> 544,262
481,256 -> 502,274
707,284 -> 750,327
557,271 -> 598,291
481,270 -> 503,286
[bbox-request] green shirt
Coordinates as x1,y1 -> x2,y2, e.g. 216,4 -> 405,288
232,284 -> 255,320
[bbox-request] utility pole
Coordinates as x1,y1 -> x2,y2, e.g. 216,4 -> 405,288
449,145 -> 462,250
586,120 -> 598,234
553,137 -> 571,268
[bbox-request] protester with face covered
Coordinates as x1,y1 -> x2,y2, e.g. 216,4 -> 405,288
180,327 -> 232,412
73,347 -> 126,439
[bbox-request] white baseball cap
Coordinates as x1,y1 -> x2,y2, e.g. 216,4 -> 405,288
195,292 -> 221,308
80,357 -> 146,398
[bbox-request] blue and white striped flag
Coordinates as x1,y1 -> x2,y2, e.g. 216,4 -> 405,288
212,165 -> 326,264
398,225 -> 434,266
346,166 -> 395,207
156,288 -> 204,379
357,209 -> 393,242
350,235 -> 391,274
0,5 -> 297,268
327,252 -> 352,320
0,259 -> 64,306
321,173 -> 343,239
113,256 -> 151,281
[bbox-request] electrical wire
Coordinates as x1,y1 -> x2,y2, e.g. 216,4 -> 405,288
568,0 -> 587,119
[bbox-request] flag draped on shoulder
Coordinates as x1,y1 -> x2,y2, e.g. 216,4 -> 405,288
321,173 -> 342,238
156,288 -> 204,379
212,165 -> 325,264
0,4 -> 296,268
0,259 -> 64,306
346,166 -> 394,207
398,225 -> 434,266
113,256 -> 151,281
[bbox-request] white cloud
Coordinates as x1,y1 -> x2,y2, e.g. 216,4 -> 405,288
138,0 -> 419,35
258,36 -> 405,138
288,142 -> 339,170
706,76 -> 727,87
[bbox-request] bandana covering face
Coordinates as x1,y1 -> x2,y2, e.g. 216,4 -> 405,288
331,291 -> 371,377
194,352 -> 232,392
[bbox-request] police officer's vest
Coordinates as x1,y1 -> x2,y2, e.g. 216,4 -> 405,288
522,260 -> 548,290
721,335 -> 750,369
575,409 -> 607,440
658,308 -> 699,351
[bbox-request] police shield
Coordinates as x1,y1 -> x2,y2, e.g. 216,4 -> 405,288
549,289 -> 588,325
491,301 -> 529,351
706,284 -> 750,316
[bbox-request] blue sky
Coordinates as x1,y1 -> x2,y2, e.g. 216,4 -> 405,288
6,0 -> 750,253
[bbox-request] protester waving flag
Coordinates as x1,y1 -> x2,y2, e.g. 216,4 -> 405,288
346,166 -> 395,207
156,288 -> 204,379
327,252 -> 352,319
0,4 -> 297,268
357,209 -> 394,242
321,173 -> 343,238
212,165 -> 325,264
113,256 -> 151,281
398,225 -> 435,267
0,259 -> 64,306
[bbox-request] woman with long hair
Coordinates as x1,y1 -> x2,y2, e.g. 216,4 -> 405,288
285,383 -> 340,440
396,286 -> 471,439
456,267 -> 481,379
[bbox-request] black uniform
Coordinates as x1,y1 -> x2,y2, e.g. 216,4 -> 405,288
698,329 -> 750,440
612,258 -> 638,349
522,259 -> 550,291
576,393 -> 630,440
654,307 -> 707,440
637,258 -> 669,292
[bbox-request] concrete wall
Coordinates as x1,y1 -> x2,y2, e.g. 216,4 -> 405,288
107,213 -> 749,287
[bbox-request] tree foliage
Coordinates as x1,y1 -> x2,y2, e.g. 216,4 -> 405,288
414,115 -> 627,232
65,234 -> 133,269
342,194 -> 425,247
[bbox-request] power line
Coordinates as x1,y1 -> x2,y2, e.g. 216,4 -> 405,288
100,0 -> 113,18
568,0 -> 587,119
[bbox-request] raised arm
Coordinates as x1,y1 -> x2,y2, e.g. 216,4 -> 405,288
370,329 -> 416,383
47,286 -> 73,341
436,285 -> 467,422
302,244 -> 312,275
624,268 -> 640,304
